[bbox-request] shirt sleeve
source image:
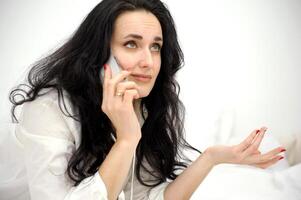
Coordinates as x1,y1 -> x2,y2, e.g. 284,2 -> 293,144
16,94 -> 109,200
147,182 -> 169,200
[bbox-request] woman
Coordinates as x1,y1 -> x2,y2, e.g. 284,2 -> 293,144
10,0 -> 285,199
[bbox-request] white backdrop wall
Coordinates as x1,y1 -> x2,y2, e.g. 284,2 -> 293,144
0,0 -> 300,150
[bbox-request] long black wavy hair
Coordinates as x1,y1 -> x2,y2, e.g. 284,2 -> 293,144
10,0 -> 201,187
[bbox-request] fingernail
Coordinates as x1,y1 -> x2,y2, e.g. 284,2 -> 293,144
104,64 -> 107,70
280,149 -> 286,152
279,156 -> 284,160
256,130 -> 260,134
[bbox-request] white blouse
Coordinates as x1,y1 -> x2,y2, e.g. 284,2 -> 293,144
14,89 -> 169,200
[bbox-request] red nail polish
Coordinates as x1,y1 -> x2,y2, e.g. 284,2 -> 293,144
280,149 -> 286,152
279,156 -> 284,160
256,130 -> 260,134
104,64 -> 107,70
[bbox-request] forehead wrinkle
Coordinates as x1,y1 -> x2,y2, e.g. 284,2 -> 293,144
117,21 -> 161,35
113,11 -> 162,41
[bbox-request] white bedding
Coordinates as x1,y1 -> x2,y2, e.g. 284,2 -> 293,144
191,163 -> 301,200
189,111 -> 301,200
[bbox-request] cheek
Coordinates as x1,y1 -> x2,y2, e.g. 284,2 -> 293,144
122,60 -> 133,71
114,52 -> 136,71
154,59 -> 161,77
119,56 -> 135,71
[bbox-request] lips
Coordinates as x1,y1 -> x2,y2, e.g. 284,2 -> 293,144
131,73 -> 152,82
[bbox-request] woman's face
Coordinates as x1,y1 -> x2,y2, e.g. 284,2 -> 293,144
110,10 -> 163,98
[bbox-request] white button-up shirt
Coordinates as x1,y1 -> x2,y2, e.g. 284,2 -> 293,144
9,89 -> 168,200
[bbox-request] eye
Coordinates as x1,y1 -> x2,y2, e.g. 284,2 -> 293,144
124,41 -> 137,49
150,43 -> 162,52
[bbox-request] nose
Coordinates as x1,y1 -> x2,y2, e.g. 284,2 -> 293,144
138,49 -> 153,69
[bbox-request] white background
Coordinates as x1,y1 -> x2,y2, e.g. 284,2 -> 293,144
0,0 -> 300,149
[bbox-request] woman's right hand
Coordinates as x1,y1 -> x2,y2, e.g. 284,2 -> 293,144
101,64 -> 142,143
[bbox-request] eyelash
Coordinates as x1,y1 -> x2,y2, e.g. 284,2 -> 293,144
124,40 -> 162,51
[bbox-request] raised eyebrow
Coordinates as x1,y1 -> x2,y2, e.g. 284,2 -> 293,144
124,34 -> 163,42
124,34 -> 142,40
154,36 -> 163,43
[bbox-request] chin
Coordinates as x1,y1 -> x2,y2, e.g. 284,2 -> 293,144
138,89 -> 151,98
138,93 -> 148,98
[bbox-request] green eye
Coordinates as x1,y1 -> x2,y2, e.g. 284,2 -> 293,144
151,43 -> 161,52
124,41 -> 137,48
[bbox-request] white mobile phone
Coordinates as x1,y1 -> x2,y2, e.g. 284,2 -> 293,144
100,54 -> 123,84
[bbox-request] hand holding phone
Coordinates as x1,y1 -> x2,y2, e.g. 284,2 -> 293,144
100,53 -> 141,143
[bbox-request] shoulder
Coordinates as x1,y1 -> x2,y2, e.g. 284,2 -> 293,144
17,88 -> 81,145
26,88 -> 72,109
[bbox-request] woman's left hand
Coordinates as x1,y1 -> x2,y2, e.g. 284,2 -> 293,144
204,127 -> 286,169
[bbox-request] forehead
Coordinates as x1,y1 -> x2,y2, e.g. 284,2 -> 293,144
112,10 -> 162,40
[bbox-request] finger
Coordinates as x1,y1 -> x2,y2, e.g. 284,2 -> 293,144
103,64 -> 112,88
102,64 -> 112,107
237,129 -> 259,151
243,127 -> 267,156
111,70 -> 131,83
251,155 -> 283,169
123,89 -> 139,104
115,81 -> 140,96
107,70 -> 131,98
242,146 -> 284,164
251,127 -> 267,149
256,147 -> 286,163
